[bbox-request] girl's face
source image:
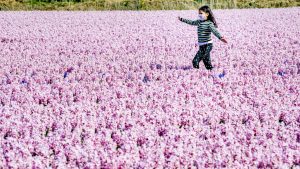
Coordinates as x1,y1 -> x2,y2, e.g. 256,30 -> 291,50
199,10 -> 209,21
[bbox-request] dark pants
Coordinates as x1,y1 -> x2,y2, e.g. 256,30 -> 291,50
192,43 -> 213,70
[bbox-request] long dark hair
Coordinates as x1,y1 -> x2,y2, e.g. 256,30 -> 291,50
199,5 -> 218,28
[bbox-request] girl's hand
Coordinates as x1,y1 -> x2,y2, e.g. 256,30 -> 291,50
220,37 -> 228,43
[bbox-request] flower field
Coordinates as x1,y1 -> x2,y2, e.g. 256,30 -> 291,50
0,7 -> 299,168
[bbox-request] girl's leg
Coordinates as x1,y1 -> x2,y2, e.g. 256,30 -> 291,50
203,43 -> 214,70
192,47 -> 205,69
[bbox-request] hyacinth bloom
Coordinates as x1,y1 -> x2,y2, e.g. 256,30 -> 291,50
0,7 -> 300,168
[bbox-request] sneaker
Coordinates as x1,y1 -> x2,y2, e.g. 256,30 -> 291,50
192,64 -> 200,69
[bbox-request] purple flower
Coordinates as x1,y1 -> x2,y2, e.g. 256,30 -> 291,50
63,72 -> 68,78
158,128 -> 167,137
156,64 -> 162,70
0,9 -> 299,168
218,73 -> 225,78
257,162 -> 265,169
142,74 -> 150,83
278,70 -> 284,76
266,133 -> 273,139
296,133 -> 300,143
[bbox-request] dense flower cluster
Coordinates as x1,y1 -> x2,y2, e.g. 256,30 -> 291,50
0,8 -> 299,168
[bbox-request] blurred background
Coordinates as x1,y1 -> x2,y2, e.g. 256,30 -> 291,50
0,0 -> 299,11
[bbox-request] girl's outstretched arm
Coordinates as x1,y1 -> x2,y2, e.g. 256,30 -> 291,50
208,22 -> 222,39
178,17 -> 200,26
208,22 -> 228,43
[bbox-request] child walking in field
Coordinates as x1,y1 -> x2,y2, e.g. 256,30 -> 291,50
178,5 -> 227,71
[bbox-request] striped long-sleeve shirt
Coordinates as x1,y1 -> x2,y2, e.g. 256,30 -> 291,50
180,18 -> 222,44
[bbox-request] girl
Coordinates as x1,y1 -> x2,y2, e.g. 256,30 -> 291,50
178,5 -> 227,71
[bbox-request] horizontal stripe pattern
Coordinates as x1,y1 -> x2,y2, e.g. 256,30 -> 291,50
180,18 -> 222,43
